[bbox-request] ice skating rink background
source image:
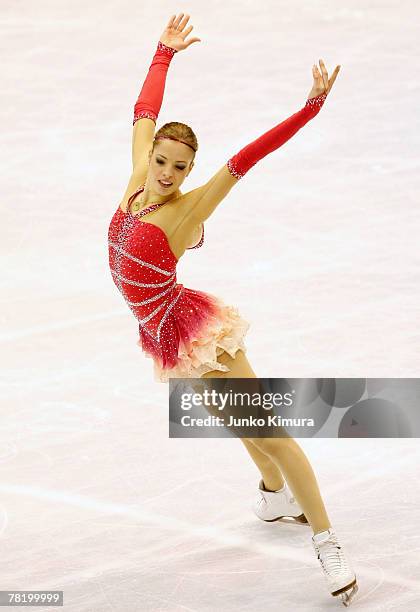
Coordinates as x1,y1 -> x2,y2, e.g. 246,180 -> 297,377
1,0 -> 419,610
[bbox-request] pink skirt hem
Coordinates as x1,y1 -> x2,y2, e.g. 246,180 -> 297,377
152,300 -> 250,383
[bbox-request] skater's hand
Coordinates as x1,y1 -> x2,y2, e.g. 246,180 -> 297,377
307,59 -> 340,99
159,13 -> 201,51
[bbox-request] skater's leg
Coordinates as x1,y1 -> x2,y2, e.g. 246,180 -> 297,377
251,436 -> 332,534
202,350 -> 357,603
193,354 -> 285,491
202,349 -> 331,535
240,437 -> 285,492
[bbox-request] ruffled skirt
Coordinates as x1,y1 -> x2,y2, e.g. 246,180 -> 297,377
136,287 -> 250,383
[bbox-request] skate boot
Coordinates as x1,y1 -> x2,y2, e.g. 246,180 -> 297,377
312,527 -> 358,607
253,479 -> 308,524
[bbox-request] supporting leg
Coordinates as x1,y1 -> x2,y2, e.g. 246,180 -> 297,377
239,437 -> 285,492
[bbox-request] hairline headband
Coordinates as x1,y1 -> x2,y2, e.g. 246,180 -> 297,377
154,135 -> 197,153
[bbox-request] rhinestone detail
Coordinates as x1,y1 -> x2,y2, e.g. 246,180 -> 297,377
157,41 -> 178,57
187,223 -> 205,249
133,109 -> 157,126
108,240 -> 173,276
108,188 -> 184,343
110,269 -> 175,289
125,281 -> 176,307
305,92 -> 327,110
156,288 -> 183,342
227,157 -> 244,179
137,300 -> 167,326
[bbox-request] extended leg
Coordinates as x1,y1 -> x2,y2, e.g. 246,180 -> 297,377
201,350 -> 285,491
179,363 -> 284,507
240,437 -> 285,492
201,349 -> 331,535
251,435 -> 331,534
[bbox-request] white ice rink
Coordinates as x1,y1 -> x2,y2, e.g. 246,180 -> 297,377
1,0 -> 420,609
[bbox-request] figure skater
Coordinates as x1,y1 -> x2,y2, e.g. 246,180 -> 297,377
108,12 -> 357,607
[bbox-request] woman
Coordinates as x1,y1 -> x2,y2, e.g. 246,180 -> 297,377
108,12 -> 357,607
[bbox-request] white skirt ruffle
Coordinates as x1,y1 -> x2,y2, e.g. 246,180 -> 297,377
153,301 -> 250,383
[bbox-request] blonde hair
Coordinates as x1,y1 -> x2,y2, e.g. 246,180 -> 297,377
153,122 -> 198,156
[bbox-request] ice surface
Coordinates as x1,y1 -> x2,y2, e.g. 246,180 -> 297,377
1,0 -> 419,609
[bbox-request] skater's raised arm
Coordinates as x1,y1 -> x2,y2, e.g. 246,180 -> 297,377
131,13 -> 201,175
187,60 -> 341,226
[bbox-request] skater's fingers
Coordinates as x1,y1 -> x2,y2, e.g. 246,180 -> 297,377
166,14 -> 176,29
318,59 -> 329,93
178,13 -> 191,32
173,12 -> 185,29
312,65 -> 324,89
328,65 -> 341,92
182,24 -> 194,38
185,37 -> 202,47
312,65 -> 322,82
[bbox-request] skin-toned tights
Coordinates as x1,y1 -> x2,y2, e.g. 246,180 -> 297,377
201,349 -> 332,535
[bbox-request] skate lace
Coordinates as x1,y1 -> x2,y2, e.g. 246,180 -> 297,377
316,534 -> 349,577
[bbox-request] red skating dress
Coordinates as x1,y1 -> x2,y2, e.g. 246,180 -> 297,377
108,184 -> 250,382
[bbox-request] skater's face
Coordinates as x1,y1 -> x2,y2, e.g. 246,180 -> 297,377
148,140 -> 195,196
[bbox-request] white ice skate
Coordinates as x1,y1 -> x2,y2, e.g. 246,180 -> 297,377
253,479 -> 309,525
312,528 -> 358,607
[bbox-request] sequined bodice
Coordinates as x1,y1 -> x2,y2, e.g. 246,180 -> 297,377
108,206 -> 178,341
108,185 -> 206,343
125,184 -> 204,251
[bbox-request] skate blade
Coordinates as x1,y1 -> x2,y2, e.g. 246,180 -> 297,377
333,580 -> 358,607
263,513 -> 309,525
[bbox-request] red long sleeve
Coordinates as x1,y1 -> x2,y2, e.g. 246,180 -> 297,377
133,41 -> 178,126
227,93 -> 327,179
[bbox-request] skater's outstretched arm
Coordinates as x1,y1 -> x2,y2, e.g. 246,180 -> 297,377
130,13 -> 201,176
186,60 -> 341,226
